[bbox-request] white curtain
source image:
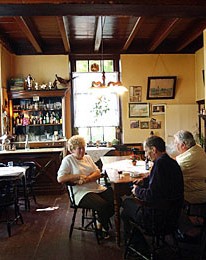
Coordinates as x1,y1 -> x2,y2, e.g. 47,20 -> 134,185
73,72 -> 120,127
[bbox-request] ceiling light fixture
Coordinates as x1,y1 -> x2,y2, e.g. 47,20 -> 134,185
89,17 -> 128,95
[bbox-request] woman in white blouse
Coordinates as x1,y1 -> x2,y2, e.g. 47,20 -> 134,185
57,135 -> 114,236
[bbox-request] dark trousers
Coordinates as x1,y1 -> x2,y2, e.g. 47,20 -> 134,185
121,197 -> 146,244
79,187 -> 114,231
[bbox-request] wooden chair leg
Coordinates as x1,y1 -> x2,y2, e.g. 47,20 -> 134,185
69,208 -> 77,238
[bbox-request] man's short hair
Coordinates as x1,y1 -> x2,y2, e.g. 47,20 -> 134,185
174,130 -> 196,149
145,136 -> 166,152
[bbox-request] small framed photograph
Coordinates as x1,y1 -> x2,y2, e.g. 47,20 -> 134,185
129,86 -> 142,102
152,104 -> 165,115
147,76 -> 177,99
140,121 -> 149,129
129,103 -> 150,118
130,120 -> 139,128
150,120 -> 162,129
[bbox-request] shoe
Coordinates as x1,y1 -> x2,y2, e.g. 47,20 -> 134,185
176,229 -> 201,244
102,230 -> 110,239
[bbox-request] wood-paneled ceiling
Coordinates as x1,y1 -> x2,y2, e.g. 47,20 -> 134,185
0,1 -> 206,56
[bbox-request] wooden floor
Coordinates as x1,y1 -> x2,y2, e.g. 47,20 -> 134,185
0,193 -> 203,260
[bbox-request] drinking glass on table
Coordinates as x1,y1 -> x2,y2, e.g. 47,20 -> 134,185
7,161 -> 13,167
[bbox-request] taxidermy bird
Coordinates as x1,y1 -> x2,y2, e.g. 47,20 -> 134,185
55,74 -> 77,85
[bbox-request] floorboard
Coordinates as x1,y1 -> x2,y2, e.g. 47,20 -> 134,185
0,193 -> 203,260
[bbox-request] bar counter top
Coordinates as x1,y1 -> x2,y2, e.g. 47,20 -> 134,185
0,147 -> 65,154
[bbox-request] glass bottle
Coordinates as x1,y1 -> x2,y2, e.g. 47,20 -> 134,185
25,135 -> 30,150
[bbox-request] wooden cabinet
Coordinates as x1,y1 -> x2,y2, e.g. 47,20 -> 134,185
8,90 -> 66,148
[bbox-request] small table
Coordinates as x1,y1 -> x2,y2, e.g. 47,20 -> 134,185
0,166 -> 26,180
86,147 -> 115,163
0,166 -> 27,209
104,159 -> 149,246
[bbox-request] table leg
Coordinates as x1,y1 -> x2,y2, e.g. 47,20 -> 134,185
113,187 -> 122,246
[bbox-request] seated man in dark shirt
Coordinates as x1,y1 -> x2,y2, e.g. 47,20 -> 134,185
121,135 -> 184,244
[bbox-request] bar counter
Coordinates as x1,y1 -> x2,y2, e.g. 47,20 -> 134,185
0,147 -> 66,195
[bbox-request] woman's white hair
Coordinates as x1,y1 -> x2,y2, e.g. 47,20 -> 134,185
67,135 -> 86,152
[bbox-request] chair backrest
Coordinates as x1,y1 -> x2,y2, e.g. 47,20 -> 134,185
140,197 -> 183,236
65,183 -> 77,208
22,161 -> 37,183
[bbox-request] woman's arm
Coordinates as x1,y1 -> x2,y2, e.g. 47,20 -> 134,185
85,169 -> 101,183
57,173 -> 85,184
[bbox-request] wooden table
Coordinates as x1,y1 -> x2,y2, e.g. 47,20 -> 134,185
0,166 -> 26,180
104,159 -> 149,246
0,166 -> 27,209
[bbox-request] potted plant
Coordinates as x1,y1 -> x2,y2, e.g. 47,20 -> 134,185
130,154 -> 140,166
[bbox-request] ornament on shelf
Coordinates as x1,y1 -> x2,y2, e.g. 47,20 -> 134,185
26,74 -> 34,90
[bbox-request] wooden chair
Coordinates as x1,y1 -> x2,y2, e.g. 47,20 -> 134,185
179,201 -> 206,260
0,179 -> 24,236
65,183 -> 100,244
124,197 -> 183,260
16,161 -> 38,211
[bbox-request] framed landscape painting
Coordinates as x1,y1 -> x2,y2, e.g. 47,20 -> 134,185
129,103 -> 150,118
147,76 -> 177,99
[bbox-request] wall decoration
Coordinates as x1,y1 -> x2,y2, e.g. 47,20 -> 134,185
129,86 -> 142,102
147,76 -> 177,99
152,104 -> 165,115
150,120 -> 162,129
140,121 -> 149,129
129,103 -> 150,118
130,120 -> 139,128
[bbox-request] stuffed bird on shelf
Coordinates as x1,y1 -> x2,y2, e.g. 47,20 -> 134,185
55,74 -> 77,85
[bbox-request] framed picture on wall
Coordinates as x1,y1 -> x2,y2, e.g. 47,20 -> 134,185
130,120 -> 139,128
140,121 -> 149,129
129,103 -> 150,118
129,86 -> 142,102
150,120 -> 162,129
152,104 -> 165,115
147,76 -> 177,99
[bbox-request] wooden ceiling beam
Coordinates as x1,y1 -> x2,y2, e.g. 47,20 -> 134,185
1,3 -> 206,18
57,16 -> 70,53
148,18 -> 180,52
15,16 -> 42,53
122,17 -> 143,51
176,21 -> 206,51
94,16 -> 105,52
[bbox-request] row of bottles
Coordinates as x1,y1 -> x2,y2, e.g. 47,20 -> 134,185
13,111 -> 62,126
13,99 -> 62,111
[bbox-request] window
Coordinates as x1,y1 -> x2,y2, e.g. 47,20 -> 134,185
72,59 -> 121,144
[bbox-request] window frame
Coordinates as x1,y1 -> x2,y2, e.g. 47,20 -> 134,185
70,55 -> 122,144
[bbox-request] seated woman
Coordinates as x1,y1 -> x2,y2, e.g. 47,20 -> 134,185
57,135 -> 114,237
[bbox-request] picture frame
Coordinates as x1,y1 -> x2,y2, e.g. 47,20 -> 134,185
152,104 -> 165,115
140,121 -> 149,129
129,86 -> 142,102
150,120 -> 162,129
130,120 -> 139,128
147,76 -> 177,99
129,103 -> 150,118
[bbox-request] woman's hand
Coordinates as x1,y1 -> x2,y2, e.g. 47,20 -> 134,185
77,174 -> 87,185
